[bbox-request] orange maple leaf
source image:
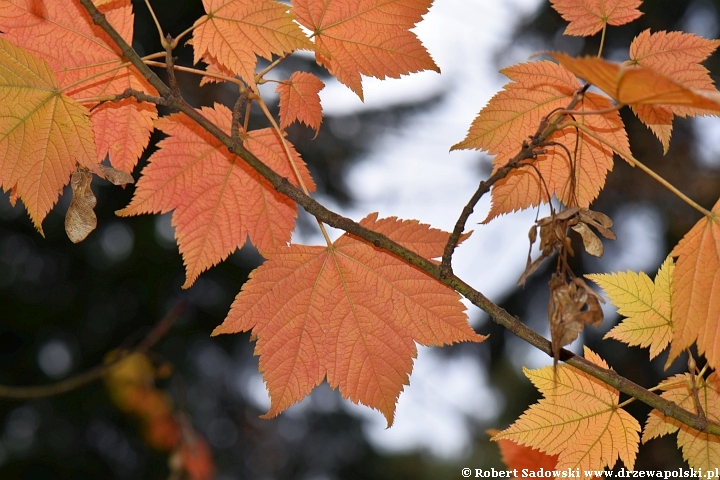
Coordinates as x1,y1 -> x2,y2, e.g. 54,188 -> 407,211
667,201 -> 720,369
551,53 -> 720,112
0,38 -> 96,231
292,0 -> 439,100
276,72 -> 325,134
494,347 -> 640,471
192,0 -> 312,87
453,61 -> 628,221
643,373 -> 720,470
629,30 -> 720,152
213,213 -> 485,425
550,0 -> 643,37
117,104 -> 315,287
198,54 -> 236,86
488,430 -> 560,471
0,0 -> 158,173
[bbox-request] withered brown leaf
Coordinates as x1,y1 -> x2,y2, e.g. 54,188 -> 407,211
100,165 -> 134,186
65,169 -> 97,243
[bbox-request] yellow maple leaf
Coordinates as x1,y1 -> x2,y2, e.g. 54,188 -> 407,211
0,37 -> 96,231
587,256 -> 673,359
494,347 -> 640,471
644,373 -> 720,470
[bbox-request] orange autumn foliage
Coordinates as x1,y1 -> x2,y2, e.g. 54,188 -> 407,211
213,214 -> 485,425
105,353 -> 214,480
4,0 -> 720,471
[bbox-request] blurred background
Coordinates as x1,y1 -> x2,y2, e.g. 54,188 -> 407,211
1,0 -> 720,477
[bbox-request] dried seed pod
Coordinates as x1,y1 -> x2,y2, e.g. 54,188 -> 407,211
65,169 -> 97,243
548,273 -> 604,366
571,221 -> 604,256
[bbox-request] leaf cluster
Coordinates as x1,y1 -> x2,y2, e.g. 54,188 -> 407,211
2,0 -> 720,473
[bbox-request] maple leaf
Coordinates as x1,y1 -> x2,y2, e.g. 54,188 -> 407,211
292,0 -> 439,100
550,53 -> 720,112
198,54 -> 236,86
117,104 -> 315,287
0,0 -> 158,172
644,373 -> 720,470
667,201 -> 720,369
550,0 -> 643,37
587,256 -> 673,359
213,213 -> 485,425
488,429 -> 559,470
629,30 -> 720,152
452,61 -> 628,221
192,0 -> 312,87
494,347 -> 640,471
0,37 -> 96,231
276,72 -> 325,134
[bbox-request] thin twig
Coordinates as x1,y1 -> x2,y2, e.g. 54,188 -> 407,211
439,87 -> 589,279
76,0 -> 720,436
164,35 -> 181,97
0,302 -> 186,400
230,92 -> 248,153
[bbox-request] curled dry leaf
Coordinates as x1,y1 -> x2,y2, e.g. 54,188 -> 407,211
100,165 -> 134,186
65,168 -> 97,243
549,274 -> 604,365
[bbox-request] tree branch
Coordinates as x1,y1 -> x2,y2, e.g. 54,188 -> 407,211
76,0 -> 720,436
0,302 -> 185,400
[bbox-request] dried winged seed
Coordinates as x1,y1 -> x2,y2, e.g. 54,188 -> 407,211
579,208 -> 613,227
518,256 -> 545,286
100,165 -> 135,186
65,169 -> 97,244
554,206 -> 580,221
528,224 -> 538,245
579,209 -> 616,240
579,295 -> 604,328
548,274 -> 605,364
571,221 -> 604,257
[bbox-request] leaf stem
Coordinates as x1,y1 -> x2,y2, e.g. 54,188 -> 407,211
144,61 -> 243,86
598,23 -> 607,58
255,53 -> 291,83
144,0 -> 165,46
59,53 -> 165,96
563,121 -> 713,217
255,94 -> 334,245
173,17 -> 206,48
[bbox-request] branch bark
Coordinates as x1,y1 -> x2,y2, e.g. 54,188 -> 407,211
77,0 -> 720,436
